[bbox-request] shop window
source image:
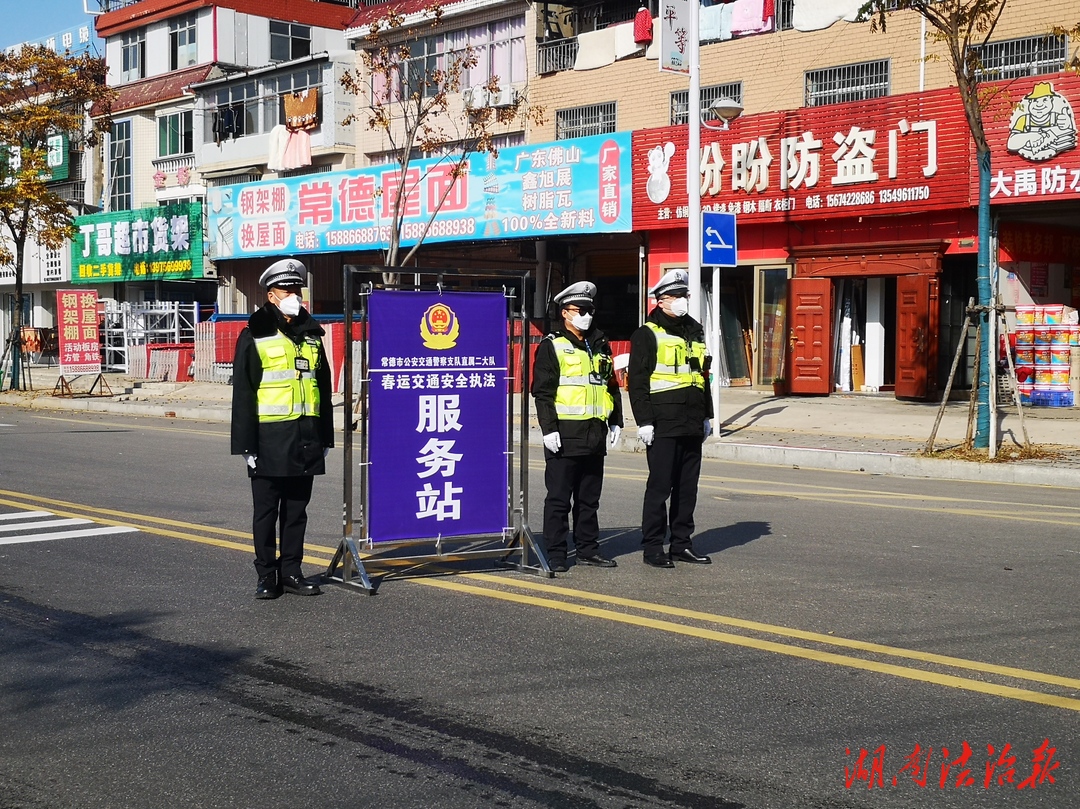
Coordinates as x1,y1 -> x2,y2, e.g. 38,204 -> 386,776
972,35 -> 1066,81
555,102 -> 616,140
270,21 -> 311,63
805,60 -> 889,107
670,83 -> 742,126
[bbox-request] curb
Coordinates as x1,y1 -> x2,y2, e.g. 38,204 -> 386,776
8,395 -> 1078,489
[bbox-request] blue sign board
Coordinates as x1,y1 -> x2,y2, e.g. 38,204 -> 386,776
701,211 -> 738,267
207,132 -> 632,260
367,291 -> 509,543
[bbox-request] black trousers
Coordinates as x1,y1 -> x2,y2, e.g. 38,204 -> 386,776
641,435 -> 702,555
251,475 -> 314,578
543,454 -> 605,562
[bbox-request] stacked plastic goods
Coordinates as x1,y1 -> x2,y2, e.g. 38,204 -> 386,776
1014,304 -> 1078,407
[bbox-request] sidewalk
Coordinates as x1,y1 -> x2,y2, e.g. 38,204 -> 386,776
4,366 -> 1080,487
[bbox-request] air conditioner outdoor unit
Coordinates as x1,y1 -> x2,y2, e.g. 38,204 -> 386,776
463,87 -> 489,110
491,87 -> 519,108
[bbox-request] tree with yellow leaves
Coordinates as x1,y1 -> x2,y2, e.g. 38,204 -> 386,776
0,45 -> 115,390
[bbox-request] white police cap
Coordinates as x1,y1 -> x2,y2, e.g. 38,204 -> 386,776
553,281 -> 597,308
649,269 -> 689,298
259,258 -> 307,290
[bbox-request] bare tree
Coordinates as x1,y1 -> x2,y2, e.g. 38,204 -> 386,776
868,0 -> 1007,448
0,45 -> 114,389
341,3 -> 543,274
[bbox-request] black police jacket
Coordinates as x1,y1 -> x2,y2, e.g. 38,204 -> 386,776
628,308 -> 714,439
532,325 -> 624,458
230,302 -> 334,477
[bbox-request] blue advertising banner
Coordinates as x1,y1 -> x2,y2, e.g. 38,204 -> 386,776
206,133 -> 631,260
368,291 -> 509,543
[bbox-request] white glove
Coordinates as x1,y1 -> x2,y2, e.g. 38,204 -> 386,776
703,419 -> 713,439
243,454 -> 257,470
638,425 -> 654,446
609,425 -> 622,448
323,447 -> 330,458
543,432 -> 562,453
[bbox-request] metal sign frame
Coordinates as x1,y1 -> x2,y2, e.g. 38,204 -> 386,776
326,265 -> 551,593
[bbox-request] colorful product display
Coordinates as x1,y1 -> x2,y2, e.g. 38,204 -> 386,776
1010,304 -> 1077,407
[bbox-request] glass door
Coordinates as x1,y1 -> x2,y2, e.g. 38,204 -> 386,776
756,266 -> 790,387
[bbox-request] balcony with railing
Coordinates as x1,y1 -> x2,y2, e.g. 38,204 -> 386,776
151,153 -> 197,175
537,0 -> 639,76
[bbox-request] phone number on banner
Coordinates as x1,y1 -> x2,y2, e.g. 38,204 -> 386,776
324,218 -> 477,247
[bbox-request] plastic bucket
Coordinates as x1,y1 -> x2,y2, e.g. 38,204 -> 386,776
1033,325 -> 1052,345
1050,346 -> 1071,365
1034,347 -> 1051,365
1014,328 -> 1035,346
1015,347 -> 1035,365
1050,325 -> 1071,345
1015,304 -> 1038,325
1042,304 -> 1065,325
1015,364 -> 1034,383
1034,364 -> 1055,385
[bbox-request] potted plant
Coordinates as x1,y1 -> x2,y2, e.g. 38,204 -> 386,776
772,376 -> 785,396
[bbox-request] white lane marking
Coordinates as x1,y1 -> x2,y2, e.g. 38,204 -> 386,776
0,518 -> 91,534
0,511 -> 52,521
0,525 -> 140,545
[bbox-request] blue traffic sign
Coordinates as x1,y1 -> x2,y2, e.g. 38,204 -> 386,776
701,211 -> 737,267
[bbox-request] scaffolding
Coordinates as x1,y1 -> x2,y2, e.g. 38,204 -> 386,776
102,301 -> 198,373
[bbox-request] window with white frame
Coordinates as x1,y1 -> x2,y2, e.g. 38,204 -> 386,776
158,110 -> 193,157
170,13 -> 198,71
270,21 -> 311,63
44,248 -> 63,282
972,35 -> 1067,81
805,60 -> 889,107
109,120 -> 132,211
121,30 -> 145,82
209,82 -> 258,142
555,102 -> 616,140
265,66 -> 322,128
670,83 -> 743,126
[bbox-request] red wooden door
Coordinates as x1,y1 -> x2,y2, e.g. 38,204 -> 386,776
788,277 -> 832,395
895,274 -> 935,399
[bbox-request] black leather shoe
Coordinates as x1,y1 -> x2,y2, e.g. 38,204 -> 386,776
578,553 -> 617,568
643,552 -> 674,568
671,548 -> 712,564
550,559 -> 569,573
282,573 -> 321,596
255,572 -> 282,599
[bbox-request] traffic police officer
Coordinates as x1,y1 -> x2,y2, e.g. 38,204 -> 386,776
628,269 -> 714,568
532,281 -> 624,572
231,259 -> 334,598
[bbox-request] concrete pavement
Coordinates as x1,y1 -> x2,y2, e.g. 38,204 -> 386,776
3,365 -> 1080,487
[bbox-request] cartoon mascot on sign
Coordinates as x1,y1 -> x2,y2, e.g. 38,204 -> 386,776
1006,81 -> 1077,162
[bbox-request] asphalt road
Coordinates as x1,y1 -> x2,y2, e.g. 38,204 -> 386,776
0,407 -> 1076,809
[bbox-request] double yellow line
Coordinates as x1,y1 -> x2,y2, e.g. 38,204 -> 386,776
2,487 -> 1078,713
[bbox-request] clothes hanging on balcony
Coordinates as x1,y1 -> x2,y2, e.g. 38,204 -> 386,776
284,89 -> 319,131
281,130 -> 312,170
212,104 -> 242,144
267,124 -> 289,172
700,3 -> 734,42
730,0 -> 773,35
613,21 -> 643,60
573,27 -> 617,70
792,0 -> 863,32
633,7 -> 653,44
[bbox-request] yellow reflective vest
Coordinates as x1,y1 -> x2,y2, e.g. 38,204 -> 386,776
550,335 -> 615,422
253,331 -> 321,421
645,321 -> 708,393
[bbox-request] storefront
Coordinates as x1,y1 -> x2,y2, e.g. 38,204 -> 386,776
631,83 -> 1031,398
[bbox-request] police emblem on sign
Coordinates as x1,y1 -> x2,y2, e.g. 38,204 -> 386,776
420,303 -> 460,350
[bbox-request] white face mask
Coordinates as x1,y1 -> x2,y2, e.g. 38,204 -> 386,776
276,293 -> 302,317
668,297 -> 689,318
571,313 -> 593,331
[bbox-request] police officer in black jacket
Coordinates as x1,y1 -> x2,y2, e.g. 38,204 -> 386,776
629,270 -> 714,568
231,259 -> 334,598
532,281 -> 624,572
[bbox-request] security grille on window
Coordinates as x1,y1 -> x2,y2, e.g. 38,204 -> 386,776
805,60 -> 889,107
44,249 -> 63,282
121,31 -> 145,82
158,110 -> 193,157
775,0 -> 794,31
972,35 -> 1067,81
670,83 -> 742,126
270,21 -> 311,62
555,102 -> 616,140
170,12 -> 198,71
